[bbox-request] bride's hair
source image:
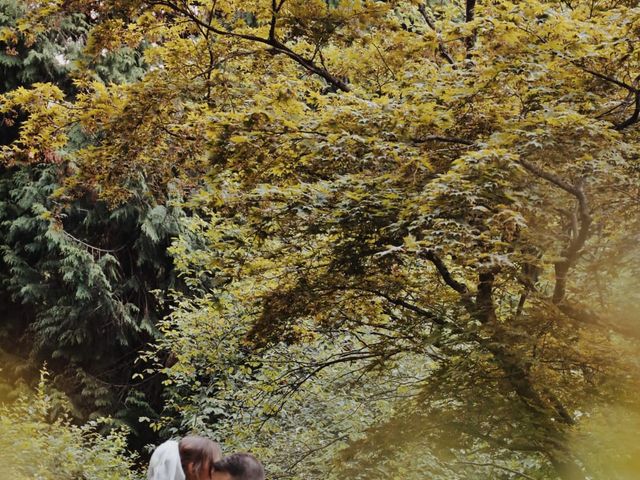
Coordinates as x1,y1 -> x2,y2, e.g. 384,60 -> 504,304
179,435 -> 222,479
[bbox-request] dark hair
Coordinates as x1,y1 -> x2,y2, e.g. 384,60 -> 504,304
213,453 -> 265,480
179,435 -> 222,479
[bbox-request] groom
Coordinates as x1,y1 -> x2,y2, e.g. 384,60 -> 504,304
211,453 -> 265,480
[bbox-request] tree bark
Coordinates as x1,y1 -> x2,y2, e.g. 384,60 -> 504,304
465,0 -> 477,54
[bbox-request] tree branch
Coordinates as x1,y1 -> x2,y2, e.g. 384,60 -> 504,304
518,159 -> 591,304
559,302 -> 640,341
269,0 -> 286,41
148,0 -> 350,92
465,0 -> 477,54
573,63 -> 638,93
570,63 -> 640,130
417,3 -> 455,66
360,287 -> 447,326
614,91 -> 640,131
411,135 -> 474,145
518,158 -> 579,195
421,250 -> 470,295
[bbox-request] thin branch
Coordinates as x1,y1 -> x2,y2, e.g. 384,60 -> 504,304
595,98 -> 628,119
570,62 -> 640,130
272,435 -> 349,479
62,230 -> 127,254
518,158 -> 580,196
257,349 -> 402,431
411,135 -> 474,145
417,3 -> 455,66
363,288 -> 446,326
559,302 -> 640,341
371,41 -> 397,80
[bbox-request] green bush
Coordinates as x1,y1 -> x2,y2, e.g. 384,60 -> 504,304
0,371 -> 140,480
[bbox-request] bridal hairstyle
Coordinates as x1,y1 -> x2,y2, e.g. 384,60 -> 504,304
179,436 -> 223,479
212,453 -> 265,480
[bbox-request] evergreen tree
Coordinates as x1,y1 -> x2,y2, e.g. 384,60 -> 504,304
0,0 -> 174,449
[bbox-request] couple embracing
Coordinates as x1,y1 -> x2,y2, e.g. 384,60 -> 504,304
148,436 -> 265,480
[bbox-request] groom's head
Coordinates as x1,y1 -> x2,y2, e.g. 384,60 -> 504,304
211,453 -> 265,480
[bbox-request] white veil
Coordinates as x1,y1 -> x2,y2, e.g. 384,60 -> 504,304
147,440 -> 186,480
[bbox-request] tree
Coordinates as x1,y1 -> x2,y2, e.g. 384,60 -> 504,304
2,0 -> 640,478
0,0 -> 174,449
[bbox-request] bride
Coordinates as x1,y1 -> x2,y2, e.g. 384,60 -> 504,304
147,435 -> 222,480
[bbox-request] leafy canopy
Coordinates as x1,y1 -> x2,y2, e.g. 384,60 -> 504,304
2,0 -> 640,479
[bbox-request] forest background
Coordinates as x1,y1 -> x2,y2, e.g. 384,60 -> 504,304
0,0 -> 639,479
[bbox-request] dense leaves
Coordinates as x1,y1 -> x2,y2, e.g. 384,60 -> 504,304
0,0 -> 175,448
1,0 -> 639,479
0,371 -> 139,480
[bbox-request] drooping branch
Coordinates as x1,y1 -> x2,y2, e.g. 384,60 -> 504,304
149,0 -> 351,92
374,252 -> 578,447
559,302 -> 640,341
257,348 -> 403,427
363,287 -> 447,326
418,247 -> 575,432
